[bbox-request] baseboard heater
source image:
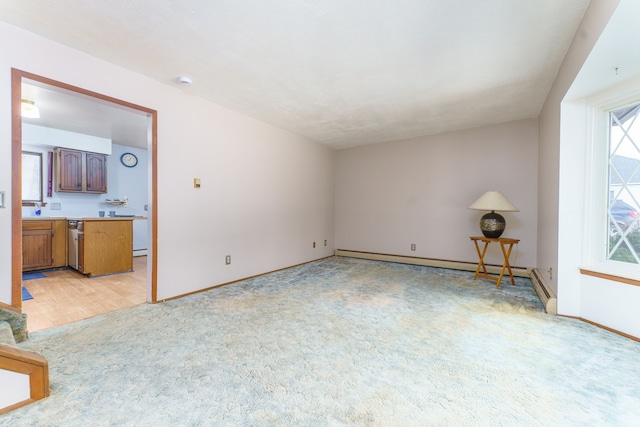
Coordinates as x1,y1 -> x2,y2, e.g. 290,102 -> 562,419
334,249 -> 530,277
529,268 -> 557,315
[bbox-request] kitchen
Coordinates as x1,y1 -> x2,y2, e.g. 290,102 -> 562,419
20,81 -> 150,331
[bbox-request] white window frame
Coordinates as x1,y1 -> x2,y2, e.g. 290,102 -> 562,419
583,86 -> 640,279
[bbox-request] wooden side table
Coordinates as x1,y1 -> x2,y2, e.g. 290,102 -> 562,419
470,236 -> 520,287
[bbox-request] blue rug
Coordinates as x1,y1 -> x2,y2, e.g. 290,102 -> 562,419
22,271 -> 46,281
22,286 -> 33,301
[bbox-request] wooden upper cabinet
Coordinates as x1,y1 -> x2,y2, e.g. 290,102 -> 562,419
86,152 -> 107,193
56,149 -> 83,192
55,148 -> 107,194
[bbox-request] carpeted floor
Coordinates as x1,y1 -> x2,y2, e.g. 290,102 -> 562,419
2,257 -> 639,426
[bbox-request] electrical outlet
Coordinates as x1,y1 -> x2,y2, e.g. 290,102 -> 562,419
411,244 -> 416,251
313,242 -> 316,248
225,255 -> 231,265
51,202 -> 61,210
194,178 -> 201,189
144,204 -> 148,211
324,240 -> 327,246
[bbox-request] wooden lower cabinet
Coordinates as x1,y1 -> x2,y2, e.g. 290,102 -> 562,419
22,219 -> 67,272
78,220 -> 133,277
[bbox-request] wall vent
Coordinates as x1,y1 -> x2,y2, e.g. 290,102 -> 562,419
530,268 -> 557,315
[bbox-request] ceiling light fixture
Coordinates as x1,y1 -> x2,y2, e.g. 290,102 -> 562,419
21,99 -> 40,118
177,75 -> 192,86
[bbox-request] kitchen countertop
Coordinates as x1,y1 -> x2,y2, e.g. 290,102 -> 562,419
22,216 -> 68,220
23,216 -> 147,221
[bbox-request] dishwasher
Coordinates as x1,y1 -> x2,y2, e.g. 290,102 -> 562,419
68,220 -> 83,270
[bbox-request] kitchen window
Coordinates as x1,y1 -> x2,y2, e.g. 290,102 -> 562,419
22,151 -> 44,206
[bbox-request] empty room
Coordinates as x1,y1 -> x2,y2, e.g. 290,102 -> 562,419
1,0 -> 639,424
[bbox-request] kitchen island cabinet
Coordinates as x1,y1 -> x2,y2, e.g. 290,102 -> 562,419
73,218 -> 133,277
22,218 -> 67,271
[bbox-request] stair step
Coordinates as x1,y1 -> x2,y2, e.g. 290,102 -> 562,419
0,307 -> 28,343
0,321 -> 17,347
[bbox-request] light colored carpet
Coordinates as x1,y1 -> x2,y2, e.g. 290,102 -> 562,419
2,257 -> 639,426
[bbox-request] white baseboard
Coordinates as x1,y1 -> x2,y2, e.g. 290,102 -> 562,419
335,249 -> 531,277
133,249 -> 147,257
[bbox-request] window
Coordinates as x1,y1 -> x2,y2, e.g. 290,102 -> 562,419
22,151 -> 43,205
607,102 -> 640,263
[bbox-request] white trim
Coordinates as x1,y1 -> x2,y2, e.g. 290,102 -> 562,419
581,260 -> 640,280
582,81 -> 640,278
583,99 -> 610,266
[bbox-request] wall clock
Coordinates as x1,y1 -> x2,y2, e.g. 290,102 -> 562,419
120,152 -> 138,168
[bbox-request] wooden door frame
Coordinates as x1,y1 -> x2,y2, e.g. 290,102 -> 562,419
11,68 -> 158,310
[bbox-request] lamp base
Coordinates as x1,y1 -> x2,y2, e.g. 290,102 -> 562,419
480,211 -> 505,238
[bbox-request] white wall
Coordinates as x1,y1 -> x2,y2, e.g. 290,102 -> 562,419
23,123 -> 112,154
537,0 -> 620,297
335,119 -> 538,268
582,275 -> 640,338
538,0 -> 640,339
556,0 -> 640,338
0,22 -> 335,304
0,369 -> 29,408
106,144 -> 149,252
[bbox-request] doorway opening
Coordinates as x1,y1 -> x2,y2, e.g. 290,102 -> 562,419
11,69 -> 158,330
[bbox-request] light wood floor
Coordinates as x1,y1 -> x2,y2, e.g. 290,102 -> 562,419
21,256 -> 147,332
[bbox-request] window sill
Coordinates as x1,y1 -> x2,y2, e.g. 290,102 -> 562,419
580,268 -> 640,287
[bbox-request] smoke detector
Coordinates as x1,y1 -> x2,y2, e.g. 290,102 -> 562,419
177,75 -> 192,86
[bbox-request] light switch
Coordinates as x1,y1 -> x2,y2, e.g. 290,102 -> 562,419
194,178 -> 201,189
0,191 -> 4,208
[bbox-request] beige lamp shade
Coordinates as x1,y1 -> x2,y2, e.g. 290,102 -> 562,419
468,191 -> 518,212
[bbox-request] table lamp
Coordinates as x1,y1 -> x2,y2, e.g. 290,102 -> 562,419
468,191 -> 518,238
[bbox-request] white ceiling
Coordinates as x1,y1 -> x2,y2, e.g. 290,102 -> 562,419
21,81 -> 150,149
2,0 -> 591,149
